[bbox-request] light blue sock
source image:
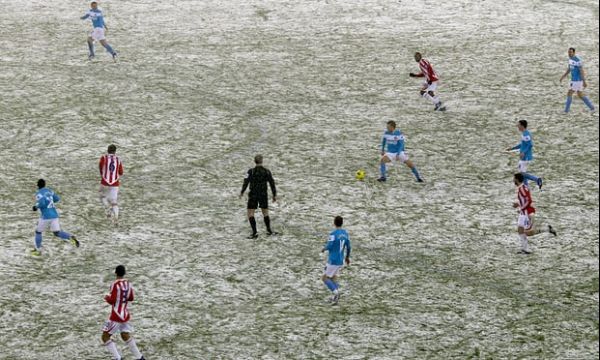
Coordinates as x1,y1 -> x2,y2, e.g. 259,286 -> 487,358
582,96 -> 595,111
55,231 -> 71,240
379,163 -> 386,178
522,172 -> 539,183
410,166 -> 421,180
565,96 -> 572,113
35,232 -> 43,249
102,43 -> 115,55
324,278 -> 336,292
87,41 -> 95,56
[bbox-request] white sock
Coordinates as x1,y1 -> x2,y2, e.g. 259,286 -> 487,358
519,234 -> 529,252
104,340 -> 121,359
126,338 -> 143,359
422,92 -> 437,105
101,196 -> 109,207
433,95 -> 441,104
112,205 -> 119,219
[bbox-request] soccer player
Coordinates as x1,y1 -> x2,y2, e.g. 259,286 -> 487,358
99,144 -> 124,223
409,52 -> 446,111
102,265 -> 145,360
505,120 -> 543,190
240,154 -> 277,238
321,216 -> 351,305
512,173 -> 557,254
377,120 -> 423,183
81,1 -> 117,60
31,179 -> 79,256
559,47 -> 595,113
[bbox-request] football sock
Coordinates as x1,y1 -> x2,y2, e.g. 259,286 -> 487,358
125,338 -> 143,359
565,96 -> 572,112
249,217 -> 257,234
112,205 -> 119,220
102,43 -> 116,55
324,278 -> 337,292
433,95 -> 441,105
34,231 -> 43,249
582,96 -> 595,111
422,92 -> 437,104
101,195 -> 109,207
522,172 -> 539,183
519,234 -> 529,252
104,340 -> 121,360
264,216 -> 272,233
87,41 -> 95,56
410,166 -> 421,180
55,231 -> 71,240
379,162 -> 386,177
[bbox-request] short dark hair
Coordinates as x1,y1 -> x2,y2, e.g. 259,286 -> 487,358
334,216 -> 343,227
37,179 -> 46,189
518,120 -> 528,128
107,144 -> 117,154
569,47 -> 576,52
115,265 -> 126,277
387,120 -> 396,128
254,154 -> 263,164
514,173 -> 525,183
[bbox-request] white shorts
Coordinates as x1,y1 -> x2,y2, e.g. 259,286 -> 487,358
384,152 -> 409,163
324,264 -> 343,278
36,218 -> 60,232
102,320 -> 133,335
90,27 -> 106,41
100,185 -> 119,204
569,81 -> 584,92
518,160 -> 530,173
422,81 -> 438,92
517,213 -> 534,230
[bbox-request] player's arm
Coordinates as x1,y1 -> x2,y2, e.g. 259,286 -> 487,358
580,66 -> 587,87
506,143 -> 520,152
381,136 -> 386,155
240,170 -> 251,197
267,171 -> 277,201
128,286 -> 135,302
52,193 -> 60,204
409,71 -> 424,78
519,193 -> 532,211
520,138 -> 532,159
104,284 -> 116,305
33,194 -> 44,211
559,67 -> 570,82
80,12 -> 90,20
323,235 -> 335,252
99,157 -> 104,175
118,162 -> 124,176
345,238 -> 351,265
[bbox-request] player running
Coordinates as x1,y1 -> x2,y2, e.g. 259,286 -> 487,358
99,144 -> 124,224
102,265 -> 145,360
512,173 -> 557,254
81,1 -> 117,60
505,120 -> 543,190
409,52 -> 446,111
321,216 -> 351,305
240,154 -> 278,238
31,179 -> 79,256
377,120 -> 423,183
560,47 -> 595,113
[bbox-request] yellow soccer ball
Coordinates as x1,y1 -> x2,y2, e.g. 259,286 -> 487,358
355,169 -> 366,181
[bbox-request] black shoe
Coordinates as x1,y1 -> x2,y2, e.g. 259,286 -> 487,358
517,249 -> 532,255
548,225 -> 557,236
137,357 -> 145,360
247,233 -> 258,239
417,178 -> 424,183
377,177 -> 386,182
267,231 -> 279,236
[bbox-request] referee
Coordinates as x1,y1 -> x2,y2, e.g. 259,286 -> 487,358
240,154 -> 277,238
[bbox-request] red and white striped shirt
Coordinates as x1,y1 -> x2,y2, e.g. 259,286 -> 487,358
516,184 -> 536,215
417,59 -> 439,83
99,154 -> 124,186
104,278 -> 134,322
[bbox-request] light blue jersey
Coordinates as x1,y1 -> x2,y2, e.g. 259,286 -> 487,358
569,56 -> 583,82
81,8 -> 105,29
35,188 -> 60,220
381,129 -> 405,154
325,229 -> 351,266
511,129 -> 533,161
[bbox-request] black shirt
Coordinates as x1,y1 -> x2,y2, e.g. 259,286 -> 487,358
241,165 -> 276,198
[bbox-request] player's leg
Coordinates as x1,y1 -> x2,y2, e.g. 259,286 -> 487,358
99,38 -> 117,58
32,219 -> 47,255
247,200 -> 258,238
108,187 -> 119,222
101,323 -> 122,360
121,330 -> 144,360
87,36 -> 95,59
99,185 -> 109,209
565,89 -> 575,113
525,216 -> 557,237
259,199 -> 276,235
322,267 -> 339,295
518,160 -> 542,189
517,215 -> 531,254
51,219 -> 79,247
403,155 -> 423,182
378,154 -> 392,181
577,90 -> 595,111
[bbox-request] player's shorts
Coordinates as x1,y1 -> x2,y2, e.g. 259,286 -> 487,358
90,27 -> 106,41
102,320 -> 133,335
384,152 -> 409,163
100,185 -> 119,204
569,81 -> 584,92
247,196 -> 268,210
517,160 -> 530,173
36,218 -> 60,232
517,213 -> 534,231
422,81 -> 438,92
324,264 -> 343,278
